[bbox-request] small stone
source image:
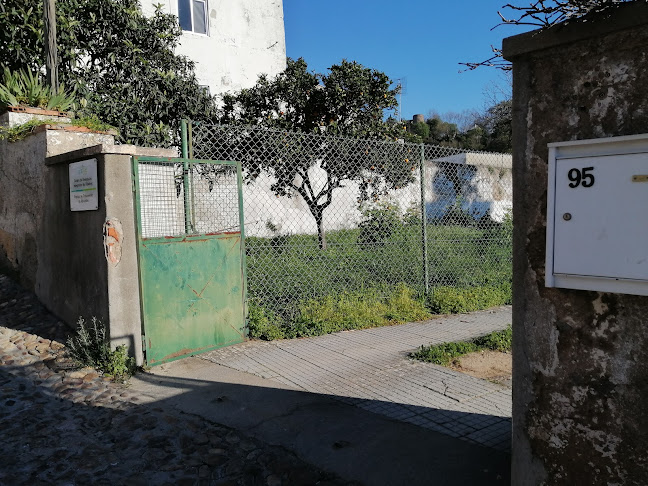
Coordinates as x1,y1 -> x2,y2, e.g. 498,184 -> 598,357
194,433 -> 209,445
288,467 -> 321,485
83,372 -> 99,382
67,371 -> 86,379
205,453 -> 228,467
62,378 -> 83,386
225,433 -> 240,445
240,440 -> 256,452
266,474 -> 282,486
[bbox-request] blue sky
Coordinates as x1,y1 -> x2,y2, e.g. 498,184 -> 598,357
283,1 -> 533,121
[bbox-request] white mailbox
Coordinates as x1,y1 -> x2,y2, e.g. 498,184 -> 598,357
546,133 -> 648,295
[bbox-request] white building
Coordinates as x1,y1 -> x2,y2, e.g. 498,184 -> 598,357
140,0 -> 286,97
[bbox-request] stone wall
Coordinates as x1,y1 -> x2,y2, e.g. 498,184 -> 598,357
0,113 -> 114,289
503,3 -> 648,484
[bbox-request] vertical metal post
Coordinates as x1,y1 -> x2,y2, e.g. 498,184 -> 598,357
419,144 -> 429,295
188,121 -> 194,159
180,119 -> 189,158
43,0 -> 59,93
180,120 -> 193,233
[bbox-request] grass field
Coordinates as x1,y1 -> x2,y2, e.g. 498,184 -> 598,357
245,217 -> 512,340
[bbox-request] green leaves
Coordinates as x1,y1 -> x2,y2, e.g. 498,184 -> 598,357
0,67 -> 76,111
1,0 -> 217,147
220,57 -> 410,248
411,326 -> 512,365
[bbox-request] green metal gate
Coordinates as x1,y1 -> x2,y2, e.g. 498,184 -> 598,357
133,156 -> 247,366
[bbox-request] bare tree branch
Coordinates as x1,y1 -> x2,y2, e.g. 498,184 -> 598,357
464,0 -> 642,71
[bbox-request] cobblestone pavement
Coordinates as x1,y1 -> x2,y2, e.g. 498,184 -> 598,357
201,307 -> 513,452
0,275 -> 356,486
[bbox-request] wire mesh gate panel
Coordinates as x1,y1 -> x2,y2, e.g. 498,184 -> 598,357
191,124 -> 512,328
133,156 -> 246,366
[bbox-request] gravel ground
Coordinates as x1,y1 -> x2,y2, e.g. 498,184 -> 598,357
0,274 -> 357,486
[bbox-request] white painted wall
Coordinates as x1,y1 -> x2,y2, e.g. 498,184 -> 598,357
141,0 -> 286,97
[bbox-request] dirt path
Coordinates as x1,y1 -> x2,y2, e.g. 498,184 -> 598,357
449,350 -> 512,387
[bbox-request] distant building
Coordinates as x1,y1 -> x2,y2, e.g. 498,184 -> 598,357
140,0 -> 286,97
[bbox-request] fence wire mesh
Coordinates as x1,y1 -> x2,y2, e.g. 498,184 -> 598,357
136,159 -> 241,239
190,124 -> 512,326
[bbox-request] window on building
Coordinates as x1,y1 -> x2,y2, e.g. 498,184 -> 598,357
178,0 -> 208,35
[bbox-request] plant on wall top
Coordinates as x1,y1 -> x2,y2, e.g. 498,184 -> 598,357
0,68 -> 76,112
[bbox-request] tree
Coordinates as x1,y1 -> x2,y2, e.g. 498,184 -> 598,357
409,100 -> 512,153
0,0 -> 216,146
476,100 -> 512,153
219,58 -> 414,249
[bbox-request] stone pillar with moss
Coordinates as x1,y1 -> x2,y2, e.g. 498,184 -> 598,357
503,3 -> 648,484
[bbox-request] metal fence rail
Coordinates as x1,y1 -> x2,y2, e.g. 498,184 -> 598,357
189,123 -> 512,323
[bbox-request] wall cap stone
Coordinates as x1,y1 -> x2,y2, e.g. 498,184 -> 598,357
502,2 -> 648,60
46,143 -> 179,165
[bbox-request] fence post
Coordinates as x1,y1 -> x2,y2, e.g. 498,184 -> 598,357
188,121 -> 194,160
419,143 -> 429,295
180,120 -> 193,233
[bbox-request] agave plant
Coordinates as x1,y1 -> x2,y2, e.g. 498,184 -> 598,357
0,68 -> 76,112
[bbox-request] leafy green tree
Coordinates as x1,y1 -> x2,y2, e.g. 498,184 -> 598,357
425,117 -> 461,146
0,0 -> 216,146
409,121 -> 430,141
476,100 -> 512,153
219,58 -> 414,249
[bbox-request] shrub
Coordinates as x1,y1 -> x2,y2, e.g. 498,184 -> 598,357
427,286 -> 509,314
358,202 -> 403,246
248,285 -> 431,341
66,317 -> 136,381
411,341 -> 478,366
248,300 -> 286,340
473,325 -> 512,352
411,325 -> 512,365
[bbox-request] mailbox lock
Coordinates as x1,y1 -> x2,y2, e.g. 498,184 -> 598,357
563,213 -> 572,221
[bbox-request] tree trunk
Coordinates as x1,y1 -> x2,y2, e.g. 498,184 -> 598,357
314,210 -> 327,250
43,0 -> 59,93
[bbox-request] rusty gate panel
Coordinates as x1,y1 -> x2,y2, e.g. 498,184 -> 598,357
133,157 -> 247,366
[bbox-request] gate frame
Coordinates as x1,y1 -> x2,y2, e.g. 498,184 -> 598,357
132,155 -> 248,366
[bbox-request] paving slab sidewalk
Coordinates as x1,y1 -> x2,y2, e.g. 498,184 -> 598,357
132,306 -> 512,485
199,306 -> 513,451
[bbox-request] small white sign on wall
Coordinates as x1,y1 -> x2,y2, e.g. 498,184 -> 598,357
69,158 -> 99,211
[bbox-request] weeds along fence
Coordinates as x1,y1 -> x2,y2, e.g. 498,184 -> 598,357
188,123 -> 512,334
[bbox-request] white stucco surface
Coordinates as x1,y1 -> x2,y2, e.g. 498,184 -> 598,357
141,0 -> 286,96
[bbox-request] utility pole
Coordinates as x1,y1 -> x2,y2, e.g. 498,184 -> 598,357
43,0 -> 59,93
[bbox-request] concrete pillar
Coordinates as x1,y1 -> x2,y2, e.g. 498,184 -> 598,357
503,3 -> 648,484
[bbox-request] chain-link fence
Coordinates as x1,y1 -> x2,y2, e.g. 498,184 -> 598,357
135,158 -> 241,238
189,123 -> 512,327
